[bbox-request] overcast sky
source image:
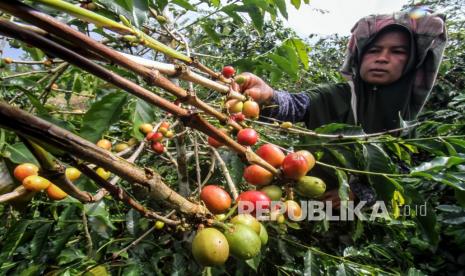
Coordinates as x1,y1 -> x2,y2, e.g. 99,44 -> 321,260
285,0 -> 411,37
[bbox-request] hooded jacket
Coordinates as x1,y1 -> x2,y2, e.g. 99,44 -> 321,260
262,11 -> 447,134
260,11 -> 447,202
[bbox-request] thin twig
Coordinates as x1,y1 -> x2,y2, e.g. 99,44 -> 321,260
0,69 -> 51,80
0,185 -> 31,203
210,147 -> 239,200
111,210 -> 175,259
82,209 -> 94,257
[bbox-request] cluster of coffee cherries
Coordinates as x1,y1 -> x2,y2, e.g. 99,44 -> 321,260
13,163 -> 81,200
191,185 -> 269,266
138,121 -> 173,154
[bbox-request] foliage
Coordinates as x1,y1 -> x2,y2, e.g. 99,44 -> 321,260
0,0 -> 465,275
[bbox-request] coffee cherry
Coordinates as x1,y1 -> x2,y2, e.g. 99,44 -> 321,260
46,184 -> 68,200
242,100 -> 260,119
154,221 -> 165,229
14,163 -> 39,182
164,130 -> 174,138
158,127 -> 168,135
231,112 -> 245,122
96,167 -> 111,180
127,137 -> 138,146
151,142 -> 165,154
3,57 -> 13,64
96,139 -> 112,150
207,136 -> 223,148
65,167 -> 81,181
160,122 -> 170,129
296,150 -> 316,171
280,121 -> 293,129
22,175 -> 51,191
243,164 -> 273,186
147,132 -> 163,142
256,144 -> 285,168
222,66 -> 236,78
114,143 -> 129,153
43,59 -> 53,67
225,99 -> 243,114
282,152 -> 310,180
237,128 -> 258,146
139,123 -> 153,134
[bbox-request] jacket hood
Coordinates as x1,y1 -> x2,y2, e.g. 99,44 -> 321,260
340,10 -> 447,133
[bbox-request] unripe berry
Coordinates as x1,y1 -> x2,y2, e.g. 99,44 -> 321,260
13,163 -> 39,182
96,139 -> 112,150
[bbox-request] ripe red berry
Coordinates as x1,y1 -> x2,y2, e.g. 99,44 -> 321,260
231,112 -> 245,122
243,165 -> 273,186
151,142 -> 165,154
256,144 -> 285,168
237,128 -> 258,146
282,152 -> 310,180
237,190 -> 271,216
147,132 -> 163,142
222,66 -> 236,78
200,185 -> 232,214
208,136 -> 223,148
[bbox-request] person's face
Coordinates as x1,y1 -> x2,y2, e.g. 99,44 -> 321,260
359,30 -> 410,86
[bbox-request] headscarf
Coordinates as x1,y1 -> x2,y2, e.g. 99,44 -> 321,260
340,10 -> 448,133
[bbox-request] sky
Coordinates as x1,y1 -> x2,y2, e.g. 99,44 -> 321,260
284,0 -> 411,37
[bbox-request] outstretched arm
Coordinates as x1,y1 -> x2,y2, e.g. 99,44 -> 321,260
236,73 -> 310,123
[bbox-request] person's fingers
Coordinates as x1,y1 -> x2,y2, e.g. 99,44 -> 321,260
234,73 -> 253,91
244,87 -> 263,102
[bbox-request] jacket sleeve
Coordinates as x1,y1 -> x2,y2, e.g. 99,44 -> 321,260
259,90 -> 311,123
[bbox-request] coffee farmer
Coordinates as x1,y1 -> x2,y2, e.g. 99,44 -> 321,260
237,11 -> 447,207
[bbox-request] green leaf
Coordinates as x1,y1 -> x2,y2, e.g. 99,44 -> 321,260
412,171 -> 465,191
18,264 -> 43,276
335,169 -> 350,209
131,98 -> 156,140
24,91 -> 75,132
287,38 -> 310,69
411,156 -> 465,173
245,253 -> 261,271
71,72 -> 82,94
80,92 -> 127,143
115,0 -> 133,11
202,21 -> 221,44
5,143 -> 39,165
303,250 -> 320,275
407,267 -> 427,276
57,248 -> 86,265
245,5 -> 264,32
98,0 -> 148,27
416,203 -> 439,248
171,0 -> 197,11
291,0 -> 301,9
85,201 -> 116,231
274,0 -> 288,19
268,53 -> 297,79
455,190 -> 465,208
363,144 -> 397,200
0,220 -> 31,260
209,0 -> 220,8
49,224 -> 79,259
314,123 -> 365,136
31,223 -> 53,260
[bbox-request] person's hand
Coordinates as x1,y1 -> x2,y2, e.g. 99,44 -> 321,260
235,72 -> 274,104
322,189 -> 355,209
